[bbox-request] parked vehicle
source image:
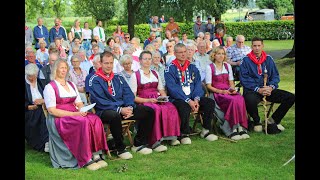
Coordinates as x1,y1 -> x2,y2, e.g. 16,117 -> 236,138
248,9 -> 275,21
280,13 -> 294,20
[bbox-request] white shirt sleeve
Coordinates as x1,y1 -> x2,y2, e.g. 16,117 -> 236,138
226,63 -> 234,81
43,81 -> 82,108
156,71 -> 164,91
205,65 -> 212,84
129,73 -> 137,94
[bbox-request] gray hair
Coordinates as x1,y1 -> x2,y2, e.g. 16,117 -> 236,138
174,43 -> 186,52
50,59 -> 69,80
197,32 -> 204,37
38,39 -> 47,46
93,54 -> 101,63
71,54 -> 81,62
236,35 -> 245,42
119,54 -> 133,65
151,51 -> 161,58
25,63 -> 39,76
185,42 -> 195,50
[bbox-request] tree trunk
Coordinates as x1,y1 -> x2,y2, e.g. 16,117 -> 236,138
283,0 -> 295,58
282,42 -> 295,58
127,0 -> 135,39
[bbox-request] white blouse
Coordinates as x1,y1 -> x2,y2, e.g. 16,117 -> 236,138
43,80 -> 82,108
25,75 -> 43,102
205,62 -> 234,84
129,69 -> 164,93
82,28 -> 92,39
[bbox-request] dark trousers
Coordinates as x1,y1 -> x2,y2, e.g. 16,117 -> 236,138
243,89 -> 295,124
99,105 -> 155,151
172,97 -> 215,137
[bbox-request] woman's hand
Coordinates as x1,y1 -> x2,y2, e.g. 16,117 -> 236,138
28,104 -> 38,110
33,99 -> 44,105
75,111 -> 87,117
148,98 -> 158,103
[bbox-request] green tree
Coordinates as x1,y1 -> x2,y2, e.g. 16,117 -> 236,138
72,0 -> 115,26
127,0 -> 145,37
196,0 -> 233,20
25,0 -> 42,20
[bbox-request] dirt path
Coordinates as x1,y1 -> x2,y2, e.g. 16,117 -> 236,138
265,49 -> 291,60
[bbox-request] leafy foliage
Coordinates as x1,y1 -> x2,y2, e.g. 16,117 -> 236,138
72,0 -> 115,23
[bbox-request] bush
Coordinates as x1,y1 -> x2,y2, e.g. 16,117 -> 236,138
104,20 -> 294,42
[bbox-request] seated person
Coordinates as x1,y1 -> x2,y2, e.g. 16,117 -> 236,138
43,59 -> 108,170
226,35 -> 251,81
25,63 -> 49,152
129,50 -> 181,152
119,54 -> 134,84
87,51 -> 155,159
205,46 -> 249,140
164,43 -> 218,144
67,55 -> 88,105
240,37 -> 295,133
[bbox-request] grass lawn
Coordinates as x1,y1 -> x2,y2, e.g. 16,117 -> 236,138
25,50 -> 295,179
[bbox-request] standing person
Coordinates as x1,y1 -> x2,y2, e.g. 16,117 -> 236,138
206,46 -> 249,140
239,37 -> 295,133
25,63 -> 49,152
82,22 -> 92,54
49,18 -> 67,43
165,43 -> 218,144
70,19 -> 84,43
113,25 -> 125,43
93,20 -> 106,46
25,20 -> 34,47
129,51 -> 181,151
193,16 -> 205,39
159,15 -> 166,23
150,16 -> 162,38
33,17 -> 49,50
43,59 -> 109,170
165,17 -> 180,38
214,18 -> 226,37
226,35 -> 251,81
87,51 -> 155,158
205,17 -> 215,41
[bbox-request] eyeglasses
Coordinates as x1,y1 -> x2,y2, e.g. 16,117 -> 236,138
166,46 -> 172,48
125,37 -> 130,39
123,62 -> 132,65
141,58 -> 152,61
237,41 -> 244,44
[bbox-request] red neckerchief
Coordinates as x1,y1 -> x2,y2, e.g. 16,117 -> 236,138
215,33 -> 222,45
95,67 -> 114,94
89,54 -> 95,61
172,59 -> 190,82
25,26 -> 29,30
196,21 -> 202,29
54,25 -> 60,32
247,50 -> 267,75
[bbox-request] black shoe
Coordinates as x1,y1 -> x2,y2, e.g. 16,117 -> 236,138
107,139 -> 116,151
266,123 -> 281,134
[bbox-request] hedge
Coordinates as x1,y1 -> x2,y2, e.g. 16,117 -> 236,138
104,20 -> 294,42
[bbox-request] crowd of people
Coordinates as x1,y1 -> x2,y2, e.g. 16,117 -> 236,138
25,16 -> 295,171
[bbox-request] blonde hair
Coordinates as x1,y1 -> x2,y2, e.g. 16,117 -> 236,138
209,46 -> 227,63
50,59 -> 70,80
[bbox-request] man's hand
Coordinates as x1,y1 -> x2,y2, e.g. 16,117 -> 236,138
188,100 -> 198,112
258,86 -> 273,96
121,107 -> 134,119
